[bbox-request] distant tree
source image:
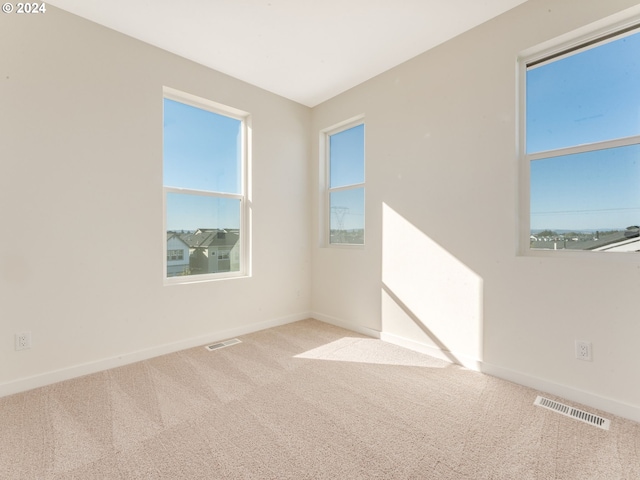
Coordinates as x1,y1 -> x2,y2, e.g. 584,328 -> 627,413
538,230 -> 557,237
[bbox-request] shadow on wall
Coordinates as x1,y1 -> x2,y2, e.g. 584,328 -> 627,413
381,203 -> 484,369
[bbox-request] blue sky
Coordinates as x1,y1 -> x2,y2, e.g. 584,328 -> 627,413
329,124 -> 365,231
165,193 -> 240,232
164,98 -> 241,231
330,124 -> 365,188
528,29 -> 640,231
530,145 -> 640,230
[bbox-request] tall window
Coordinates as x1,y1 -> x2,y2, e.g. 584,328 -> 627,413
522,23 -> 640,253
325,121 -> 365,245
163,88 -> 249,280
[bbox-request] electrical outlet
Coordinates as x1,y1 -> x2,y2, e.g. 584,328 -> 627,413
575,340 -> 592,361
15,332 -> 31,351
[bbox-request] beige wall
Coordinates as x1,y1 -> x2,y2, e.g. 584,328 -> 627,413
311,0 -> 640,421
0,7 -> 311,391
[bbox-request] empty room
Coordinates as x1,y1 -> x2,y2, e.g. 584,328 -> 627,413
2,0 -> 640,478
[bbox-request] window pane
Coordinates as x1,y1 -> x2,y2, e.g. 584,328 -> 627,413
166,193 -> 241,276
526,30 -> 640,154
330,188 -> 364,245
530,144 -> 640,251
330,124 -> 365,188
163,98 -> 241,194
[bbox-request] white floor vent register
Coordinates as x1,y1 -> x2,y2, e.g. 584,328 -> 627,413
205,338 -> 242,351
534,396 -> 611,430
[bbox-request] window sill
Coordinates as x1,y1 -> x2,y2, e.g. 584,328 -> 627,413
164,271 -> 249,286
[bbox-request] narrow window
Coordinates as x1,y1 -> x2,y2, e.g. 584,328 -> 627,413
325,121 -> 365,245
522,23 -> 640,253
163,88 -> 249,280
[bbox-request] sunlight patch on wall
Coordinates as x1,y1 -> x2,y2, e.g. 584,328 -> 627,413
381,203 -> 483,365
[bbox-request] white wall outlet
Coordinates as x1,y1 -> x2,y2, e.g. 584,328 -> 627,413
15,332 -> 31,351
575,340 -> 592,361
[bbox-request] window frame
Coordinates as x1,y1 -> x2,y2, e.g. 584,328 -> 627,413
518,15 -> 640,258
162,87 -> 251,284
167,249 -> 184,262
320,116 -> 366,248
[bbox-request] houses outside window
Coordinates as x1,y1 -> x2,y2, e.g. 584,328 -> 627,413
323,119 -> 365,246
521,21 -> 640,253
163,88 -> 250,281
166,233 -> 190,277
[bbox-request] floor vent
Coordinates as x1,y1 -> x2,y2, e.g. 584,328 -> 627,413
205,338 -> 242,351
534,396 -> 611,430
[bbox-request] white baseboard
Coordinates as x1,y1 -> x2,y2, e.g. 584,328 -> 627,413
0,311 -> 310,398
310,312 -> 381,339
380,331 -> 640,425
480,362 -> 640,424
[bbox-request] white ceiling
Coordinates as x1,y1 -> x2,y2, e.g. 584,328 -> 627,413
48,0 -> 527,107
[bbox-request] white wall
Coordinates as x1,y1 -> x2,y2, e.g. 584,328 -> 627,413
311,0 -> 640,421
0,7 -> 311,392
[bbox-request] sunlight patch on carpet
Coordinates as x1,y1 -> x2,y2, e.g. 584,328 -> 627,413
294,337 -> 450,368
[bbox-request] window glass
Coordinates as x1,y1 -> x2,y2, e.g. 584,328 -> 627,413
163,98 -> 241,194
524,25 -> 640,253
330,124 -> 365,188
166,194 -> 240,232
165,194 -> 241,276
330,187 -> 365,245
326,121 -> 365,246
530,144 -> 640,250
163,92 -> 246,279
527,31 -> 640,154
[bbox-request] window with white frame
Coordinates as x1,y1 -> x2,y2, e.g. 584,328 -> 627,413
325,121 -> 365,245
522,22 -> 640,253
167,249 -> 184,261
163,88 -> 249,280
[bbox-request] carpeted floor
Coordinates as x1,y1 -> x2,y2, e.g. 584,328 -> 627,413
1,319 -> 639,479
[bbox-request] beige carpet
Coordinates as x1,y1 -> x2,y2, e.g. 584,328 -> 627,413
1,319 -> 638,479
